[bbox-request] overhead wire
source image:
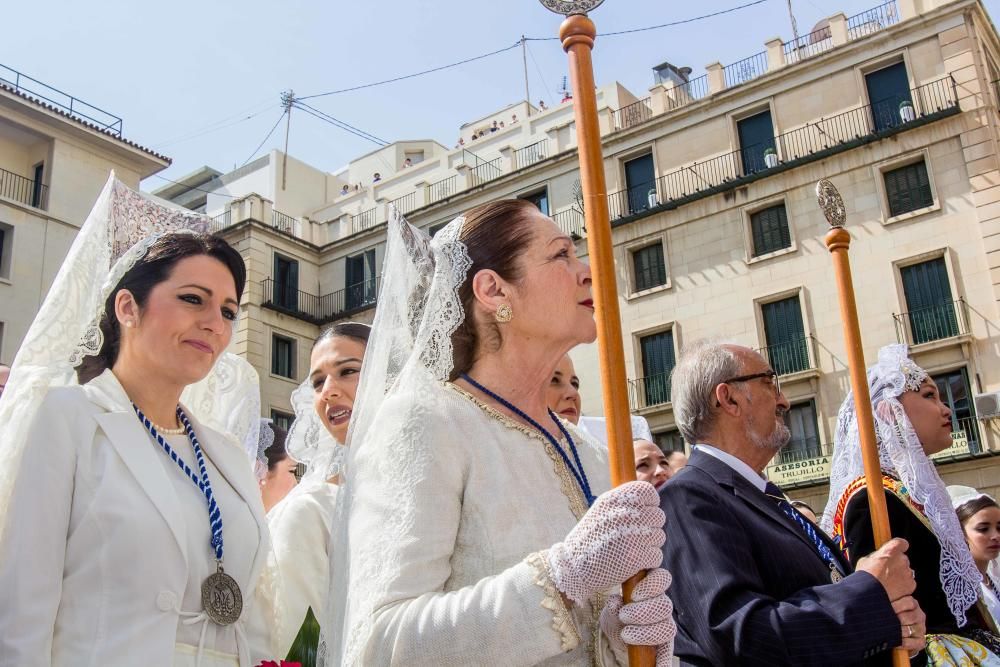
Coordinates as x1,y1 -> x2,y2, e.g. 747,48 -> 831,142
151,101 -> 278,149
525,40 -> 556,104
237,110 -> 288,168
292,101 -> 389,146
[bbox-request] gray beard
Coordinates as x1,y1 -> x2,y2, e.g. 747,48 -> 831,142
748,416 -> 791,452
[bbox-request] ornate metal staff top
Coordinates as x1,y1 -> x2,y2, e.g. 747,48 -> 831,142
539,0 -> 605,15
815,179 -> 846,228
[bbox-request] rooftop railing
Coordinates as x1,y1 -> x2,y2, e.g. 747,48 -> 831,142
351,207 -> 379,233
0,62 -> 123,136
271,209 -> 296,235
893,299 -> 970,346
470,157 -> 503,187
428,175 -> 458,204
388,191 -> 417,215
0,166 -> 47,209
208,209 -> 232,233
612,98 -> 653,132
667,74 -> 710,110
783,26 -> 834,64
847,0 -> 899,40
513,139 -> 548,170
724,51 -> 769,88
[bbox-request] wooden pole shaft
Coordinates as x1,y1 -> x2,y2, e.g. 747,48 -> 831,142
826,227 -> 908,667
560,15 -> 655,667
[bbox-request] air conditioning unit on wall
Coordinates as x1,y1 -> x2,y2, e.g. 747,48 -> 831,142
974,392 -> 1000,419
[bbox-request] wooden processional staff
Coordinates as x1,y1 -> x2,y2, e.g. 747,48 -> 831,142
538,1 -> 654,665
817,179 -> 907,667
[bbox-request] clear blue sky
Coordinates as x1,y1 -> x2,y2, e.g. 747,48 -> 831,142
4,0 -> 999,187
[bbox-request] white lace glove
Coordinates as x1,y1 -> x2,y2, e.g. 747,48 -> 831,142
547,481 -> 665,605
599,568 -> 676,666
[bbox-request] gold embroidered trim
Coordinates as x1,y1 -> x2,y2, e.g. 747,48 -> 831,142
526,551 -> 581,653
446,382 -> 589,520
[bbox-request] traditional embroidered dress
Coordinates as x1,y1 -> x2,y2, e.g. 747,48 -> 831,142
823,345 -> 1000,666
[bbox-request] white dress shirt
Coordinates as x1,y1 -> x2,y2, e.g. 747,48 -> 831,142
693,443 -> 767,492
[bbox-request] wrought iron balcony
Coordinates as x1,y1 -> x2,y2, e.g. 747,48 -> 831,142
209,209 -> 232,233
513,140 -> 548,170
931,416 -> 985,460
757,335 -> 816,377
469,157 -> 503,187
893,298 -> 970,346
611,76 -> 958,222
847,0 -> 899,41
724,51 -> 768,88
628,371 -> 672,411
428,175 -> 458,204
553,208 -> 585,240
261,276 -> 380,325
0,166 -> 47,209
271,209 -> 296,235
611,98 -> 652,132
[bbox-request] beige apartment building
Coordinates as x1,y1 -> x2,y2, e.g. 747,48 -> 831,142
163,0 -> 1000,508
0,64 -> 170,363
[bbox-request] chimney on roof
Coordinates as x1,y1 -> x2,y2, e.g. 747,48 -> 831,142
652,62 -> 691,87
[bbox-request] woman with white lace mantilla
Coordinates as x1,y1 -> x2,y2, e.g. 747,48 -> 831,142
822,344 -> 1000,665
252,322 -> 370,659
0,177 -> 268,667
321,200 -> 674,666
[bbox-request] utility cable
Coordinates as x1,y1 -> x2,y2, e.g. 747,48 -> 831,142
292,101 -> 389,145
238,110 -> 287,168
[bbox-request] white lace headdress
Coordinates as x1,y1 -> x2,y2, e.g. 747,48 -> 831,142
0,174 -> 262,536
318,208 -> 471,666
821,344 -> 980,626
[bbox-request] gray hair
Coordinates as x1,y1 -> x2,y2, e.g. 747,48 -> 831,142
671,339 -> 746,444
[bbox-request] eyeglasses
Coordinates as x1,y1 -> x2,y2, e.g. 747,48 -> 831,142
715,370 -> 781,405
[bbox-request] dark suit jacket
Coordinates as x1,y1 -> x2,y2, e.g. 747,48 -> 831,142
660,449 -> 902,666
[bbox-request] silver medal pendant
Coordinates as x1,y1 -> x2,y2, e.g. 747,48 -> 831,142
202,563 -> 243,625
830,563 -> 844,583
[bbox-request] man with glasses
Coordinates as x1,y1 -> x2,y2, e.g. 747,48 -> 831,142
659,340 -> 925,666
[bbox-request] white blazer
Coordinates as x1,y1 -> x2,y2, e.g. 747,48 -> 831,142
0,370 -> 269,667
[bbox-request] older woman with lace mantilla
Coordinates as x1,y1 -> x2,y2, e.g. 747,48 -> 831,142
823,344 -> 1000,665
323,200 -> 674,666
0,177 -> 268,667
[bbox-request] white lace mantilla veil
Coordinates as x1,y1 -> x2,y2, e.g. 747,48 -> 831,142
317,207 -> 471,666
820,344 -> 980,627
0,174 -> 262,542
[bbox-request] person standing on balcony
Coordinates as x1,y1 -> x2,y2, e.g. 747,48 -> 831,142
320,201 -> 675,665
824,344 -> 1000,662
251,322 -> 370,660
661,339 -> 925,666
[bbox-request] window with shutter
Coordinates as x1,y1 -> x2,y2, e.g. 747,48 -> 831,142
884,161 -> 933,217
750,204 -> 792,256
346,248 -> 377,310
624,154 -> 656,215
737,110 -> 776,175
520,188 -> 549,216
761,297 -> 809,375
865,61 -> 912,132
633,243 -> 667,292
932,368 -> 979,453
271,334 -> 296,379
779,400 -> 821,463
900,258 -> 958,343
638,330 -> 675,407
274,254 -> 299,310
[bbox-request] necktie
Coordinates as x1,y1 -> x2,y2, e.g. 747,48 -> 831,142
764,481 -> 845,581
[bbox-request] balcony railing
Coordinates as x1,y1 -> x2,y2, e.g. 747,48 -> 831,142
0,166 -> 47,209
628,372 -> 672,411
847,0 -> 899,41
612,98 -> 653,132
783,26 -> 834,64
618,76 -> 958,220
388,191 -> 417,215
429,175 -> 458,204
209,209 -> 232,233
513,140 -> 548,170
271,209 -> 296,235
0,62 -> 123,136
261,276 -> 381,324
553,208 -> 585,240
470,157 -> 503,187
351,207 -> 379,233
758,335 -> 816,376
667,74 -> 710,110
724,51 -> 768,88
766,441 -> 833,488
893,298 -> 970,346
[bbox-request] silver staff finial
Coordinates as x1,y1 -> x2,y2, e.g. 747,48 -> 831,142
816,179 -> 846,228
539,0 -> 605,15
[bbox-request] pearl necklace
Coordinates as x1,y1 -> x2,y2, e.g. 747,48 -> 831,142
149,417 -> 184,435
